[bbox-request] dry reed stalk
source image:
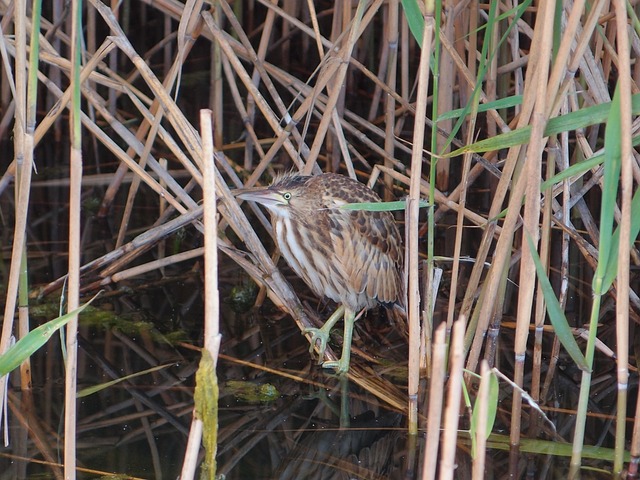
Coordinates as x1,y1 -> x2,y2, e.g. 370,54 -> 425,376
0,0 -> 27,382
25,36 -> 204,230
383,0 -> 399,201
529,135 -> 556,436
114,0 -> 204,249
98,48 -> 202,219
611,0 -> 632,474
34,41 -> 117,143
510,0 -> 556,450
13,0 -> 28,398
465,0 -> 546,373
209,7 -> 224,152
484,0 -> 498,140
435,0 -> 455,192
324,0 -> 349,173
210,2 -> 309,174
0,11 -> 11,122
178,109 -> 222,478
540,113 -> 571,403
437,32 -> 509,131
406,7 -> 434,435
240,0 -> 276,170
181,419 -> 204,480
63,0 -> 84,477
7,390 -> 63,479
0,0 -> 54,476
209,15 -> 425,168
471,360 -> 491,479
439,318 -> 465,480
421,322 -> 446,480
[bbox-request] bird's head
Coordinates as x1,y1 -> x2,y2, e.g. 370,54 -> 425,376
236,173 -> 317,218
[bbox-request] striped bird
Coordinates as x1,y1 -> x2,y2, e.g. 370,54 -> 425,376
238,172 -> 404,374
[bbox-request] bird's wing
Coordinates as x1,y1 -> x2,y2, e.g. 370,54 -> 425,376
327,203 -> 403,305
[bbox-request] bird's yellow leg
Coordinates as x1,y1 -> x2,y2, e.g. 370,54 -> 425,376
303,305 -> 345,361
322,308 -> 355,375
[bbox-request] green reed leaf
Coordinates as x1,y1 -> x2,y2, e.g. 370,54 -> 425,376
448,93 -> 640,157
438,95 -> 524,121
400,0 -> 425,47
77,363 -> 175,398
593,83 -> 622,295
0,294 -> 99,377
470,369 -> 499,458
525,232 -> 588,370
602,187 -> 640,291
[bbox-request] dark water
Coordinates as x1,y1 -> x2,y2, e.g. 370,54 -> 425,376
0,264 -> 617,479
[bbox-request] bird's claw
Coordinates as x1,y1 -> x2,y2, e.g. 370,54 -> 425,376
303,307 -> 353,374
303,326 -> 330,360
320,359 -> 349,375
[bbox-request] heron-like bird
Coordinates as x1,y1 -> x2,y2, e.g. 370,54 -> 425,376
238,172 -> 404,374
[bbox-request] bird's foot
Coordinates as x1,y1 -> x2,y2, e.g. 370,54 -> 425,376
303,306 -> 352,374
303,325 -> 333,361
321,311 -> 355,375
320,358 -> 349,375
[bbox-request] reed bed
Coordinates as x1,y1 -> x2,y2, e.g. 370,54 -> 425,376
0,0 -> 638,478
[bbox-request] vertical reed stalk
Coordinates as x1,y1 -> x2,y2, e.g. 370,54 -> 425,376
383,0 -> 398,201
421,323 -> 446,480
511,0 -> 555,451
540,108 -> 570,403
64,0 -> 84,476
569,82 -> 624,477
439,318 -> 465,480
16,0 -> 42,468
0,0 -> 32,461
465,0 -> 538,374
530,136 -> 555,435
180,110 -> 222,479
209,3 -> 223,150
435,0 -> 453,191
407,5 -> 433,435
611,0 -> 632,473
471,360 -> 491,479
421,0 -> 439,375
201,108 -> 221,475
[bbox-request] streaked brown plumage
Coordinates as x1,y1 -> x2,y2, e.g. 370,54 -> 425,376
238,172 -> 404,373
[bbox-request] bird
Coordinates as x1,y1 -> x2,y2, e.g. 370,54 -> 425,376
237,172 -> 404,374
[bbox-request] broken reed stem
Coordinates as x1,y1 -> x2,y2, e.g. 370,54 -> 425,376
471,360 -> 491,479
439,318 -> 465,480
422,322 -> 446,480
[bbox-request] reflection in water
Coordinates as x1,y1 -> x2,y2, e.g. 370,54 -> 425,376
275,410 -> 403,480
217,369 -> 413,479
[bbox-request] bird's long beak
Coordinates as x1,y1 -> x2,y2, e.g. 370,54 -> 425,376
235,188 -> 286,208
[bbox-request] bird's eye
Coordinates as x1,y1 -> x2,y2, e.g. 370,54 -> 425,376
283,192 -> 292,200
